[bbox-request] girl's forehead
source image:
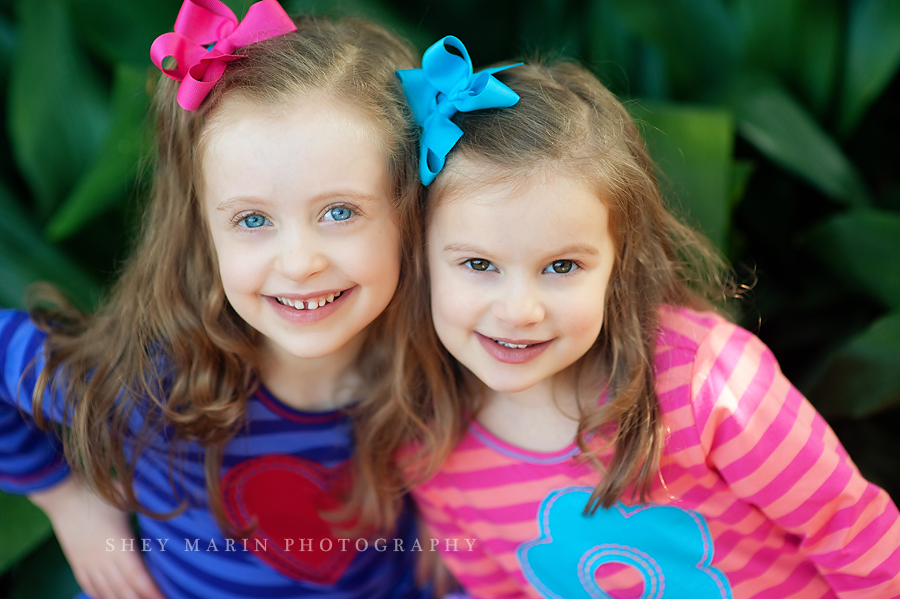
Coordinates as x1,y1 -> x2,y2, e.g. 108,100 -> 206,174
203,91 -> 388,146
431,157 -> 528,206
196,91 -> 393,189
426,165 -> 615,265
197,93 -> 396,211
432,154 -> 606,210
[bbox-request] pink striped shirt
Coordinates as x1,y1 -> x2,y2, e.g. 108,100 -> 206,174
412,307 -> 900,599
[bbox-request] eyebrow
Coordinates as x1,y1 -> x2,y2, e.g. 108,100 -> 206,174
542,243 -> 601,258
216,190 -> 380,212
443,243 -> 495,257
216,196 -> 268,213
443,242 -> 601,259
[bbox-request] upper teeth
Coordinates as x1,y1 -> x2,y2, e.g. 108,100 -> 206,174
497,340 -> 529,349
275,292 -> 341,311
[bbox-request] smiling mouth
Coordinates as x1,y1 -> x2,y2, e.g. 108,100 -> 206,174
273,291 -> 344,311
489,337 -> 544,349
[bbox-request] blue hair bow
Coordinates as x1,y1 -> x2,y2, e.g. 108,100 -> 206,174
397,36 -> 521,185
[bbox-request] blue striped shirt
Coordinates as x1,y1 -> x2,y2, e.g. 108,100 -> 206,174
0,310 -> 428,599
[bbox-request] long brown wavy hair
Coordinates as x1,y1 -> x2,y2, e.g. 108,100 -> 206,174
27,15 -> 418,532
353,59 -> 732,530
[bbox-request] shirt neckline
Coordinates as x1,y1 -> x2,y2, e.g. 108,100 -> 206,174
467,418 -> 581,465
253,385 -> 348,424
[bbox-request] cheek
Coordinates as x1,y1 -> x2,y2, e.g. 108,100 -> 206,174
571,300 -> 605,337
563,282 -> 608,341
208,232 -> 232,282
429,268 -> 477,335
430,288 -> 455,332
351,221 -> 401,289
430,291 -> 467,356
219,257 -> 253,292
209,232 -> 258,296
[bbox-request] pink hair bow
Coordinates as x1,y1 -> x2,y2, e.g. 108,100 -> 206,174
150,0 -> 296,111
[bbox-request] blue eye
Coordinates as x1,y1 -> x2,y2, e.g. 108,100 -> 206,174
239,214 -> 271,229
323,205 -> 354,222
543,260 -> 577,274
464,259 -> 497,272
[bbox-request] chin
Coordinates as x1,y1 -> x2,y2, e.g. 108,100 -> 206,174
272,337 -> 345,361
476,373 -> 540,395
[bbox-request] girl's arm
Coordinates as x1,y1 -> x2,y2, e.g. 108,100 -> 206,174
29,477 -> 164,599
1,310 -> 163,599
692,319 -> 900,598
0,310 -> 70,493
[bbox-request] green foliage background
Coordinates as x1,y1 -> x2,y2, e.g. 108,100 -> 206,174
1,0 -> 899,595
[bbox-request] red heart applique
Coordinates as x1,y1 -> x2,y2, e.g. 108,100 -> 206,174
221,455 -> 358,584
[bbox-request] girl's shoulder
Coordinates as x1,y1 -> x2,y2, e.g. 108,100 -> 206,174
0,309 -> 56,420
0,308 -> 42,338
656,305 -> 732,350
656,304 -> 758,361
654,305 -> 773,411
655,304 -> 800,449
0,309 -> 47,373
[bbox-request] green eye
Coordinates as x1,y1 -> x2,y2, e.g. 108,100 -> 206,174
465,259 -> 496,272
544,260 -> 576,274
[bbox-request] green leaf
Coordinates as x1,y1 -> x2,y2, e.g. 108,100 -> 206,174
810,309 -> 900,417
8,535 -> 80,599
47,64 -> 151,241
219,0 -> 256,18
730,160 -> 755,208
839,0 -> 900,136
518,0 -> 568,49
0,491 -> 52,575
608,0 -> 738,99
735,0 -> 801,74
804,209 -> 900,308
737,0 -> 841,117
8,0 -> 109,217
0,14 -> 17,186
0,12 -> 15,85
632,102 -> 734,250
282,0 -> 432,51
587,0 -> 632,84
516,0 -> 588,62
587,0 -> 655,97
793,0 -> 841,117
0,183 -> 99,310
634,42 -> 670,100
732,74 -> 871,207
69,0 -> 183,67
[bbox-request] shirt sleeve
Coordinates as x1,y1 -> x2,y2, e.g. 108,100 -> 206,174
691,320 -> 900,599
0,310 -> 71,494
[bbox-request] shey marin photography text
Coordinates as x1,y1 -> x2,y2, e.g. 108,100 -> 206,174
106,537 -> 478,553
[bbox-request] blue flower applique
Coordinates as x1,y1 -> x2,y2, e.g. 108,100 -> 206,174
517,486 -> 732,599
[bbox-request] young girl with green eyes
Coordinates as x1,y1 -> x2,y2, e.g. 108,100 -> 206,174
0,2 -> 433,598
355,36 -> 900,598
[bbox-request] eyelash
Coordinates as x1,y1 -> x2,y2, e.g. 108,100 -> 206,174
231,211 -> 272,229
321,203 -> 360,223
461,259 -> 582,275
463,258 -> 498,272
228,203 -> 362,230
542,260 -> 580,275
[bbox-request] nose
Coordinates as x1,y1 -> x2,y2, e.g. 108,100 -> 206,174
491,278 -> 545,328
275,230 -> 329,282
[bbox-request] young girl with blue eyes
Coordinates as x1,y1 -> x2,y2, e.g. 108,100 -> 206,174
355,37 -> 900,598
0,2 -> 430,598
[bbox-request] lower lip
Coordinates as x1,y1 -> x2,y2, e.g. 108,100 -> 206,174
264,287 -> 354,325
476,333 -> 552,364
